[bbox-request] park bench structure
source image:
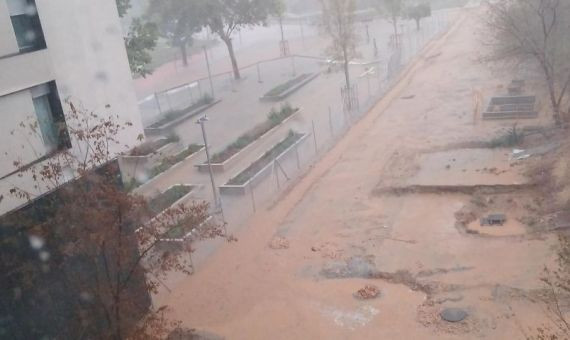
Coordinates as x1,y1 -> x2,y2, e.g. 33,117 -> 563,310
480,214 -> 507,227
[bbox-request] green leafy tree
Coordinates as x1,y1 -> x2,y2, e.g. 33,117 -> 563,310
405,3 -> 431,30
148,0 -> 204,67
116,0 -> 159,78
125,19 -> 159,77
198,0 -> 281,80
116,0 -> 132,18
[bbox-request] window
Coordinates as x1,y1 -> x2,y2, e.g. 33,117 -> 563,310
7,0 -> 46,53
30,82 -> 71,153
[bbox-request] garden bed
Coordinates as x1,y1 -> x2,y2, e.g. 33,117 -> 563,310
148,184 -> 194,218
127,144 -> 204,191
145,96 -> 221,135
197,104 -> 301,173
130,134 -> 178,157
160,215 -> 213,242
148,144 -> 203,179
260,73 -> 319,102
220,131 -> 307,195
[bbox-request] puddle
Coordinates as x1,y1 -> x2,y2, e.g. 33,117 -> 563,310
320,304 -> 380,330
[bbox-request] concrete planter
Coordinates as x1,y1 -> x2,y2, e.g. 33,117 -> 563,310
260,73 -> 319,102
220,133 -> 308,196
119,139 -> 180,185
135,184 -> 196,234
196,108 -> 302,174
159,215 -> 213,243
144,99 -> 221,136
133,146 -> 205,192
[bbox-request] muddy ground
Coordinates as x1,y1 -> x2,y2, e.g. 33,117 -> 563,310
157,6 -> 567,340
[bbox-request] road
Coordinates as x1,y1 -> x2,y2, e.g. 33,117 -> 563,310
155,6 -> 556,339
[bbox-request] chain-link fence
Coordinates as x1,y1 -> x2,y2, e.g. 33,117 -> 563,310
213,10 -> 453,230
138,55 -> 323,127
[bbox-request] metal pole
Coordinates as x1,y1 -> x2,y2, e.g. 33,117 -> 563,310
291,56 -> 296,77
274,160 -> 280,189
203,46 -> 215,98
311,120 -> 317,153
294,144 -> 300,169
166,91 -> 173,112
154,93 -> 163,115
328,106 -> 334,137
249,182 -> 256,212
300,19 -> 305,48
197,116 -> 222,215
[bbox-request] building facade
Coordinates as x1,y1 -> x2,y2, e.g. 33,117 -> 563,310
0,0 -> 144,215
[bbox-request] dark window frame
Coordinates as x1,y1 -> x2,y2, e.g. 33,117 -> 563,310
9,0 -> 46,53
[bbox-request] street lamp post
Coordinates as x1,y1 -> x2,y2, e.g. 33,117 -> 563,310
196,116 -> 223,218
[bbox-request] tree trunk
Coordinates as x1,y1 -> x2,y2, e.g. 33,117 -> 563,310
416,18 -> 421,30
543,66 -> 561,125
223,37 -> 240,80
343,48 -> 350,90
392,17 -> 398,45
180,44 -> 188,66
279,16 -> 285,41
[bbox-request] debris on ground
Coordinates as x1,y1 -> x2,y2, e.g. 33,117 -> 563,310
480,214 -> 506,226
353,285 -> 381,300
440,308 -> 469,322
268,236 -> 290,250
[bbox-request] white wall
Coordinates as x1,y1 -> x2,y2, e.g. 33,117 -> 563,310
0,0 -> 144,215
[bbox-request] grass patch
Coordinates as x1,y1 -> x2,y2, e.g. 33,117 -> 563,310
210,103 -> 298,164
130,134 -> 179,156
149,185 -> 192,217
149,144 -> 203,178
162,215 -> 209,240
149,94 -> 213,129
263,73 -> 312,98
227,130 -> 303,185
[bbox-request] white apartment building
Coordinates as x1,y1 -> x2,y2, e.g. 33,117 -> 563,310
0,0 -> 144,215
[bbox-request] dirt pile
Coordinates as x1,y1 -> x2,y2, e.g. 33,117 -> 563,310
353,285 -> 381,300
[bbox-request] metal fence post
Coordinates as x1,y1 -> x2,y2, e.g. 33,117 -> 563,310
154,93 -> 163,115
257,63 -> 262,83
274,160 -> 280,190
295,144 -> 300,169
328,106 -> 334,137
188,83 -> 194,105
311,120 -> 318,153
291,56 -> 296,77
166,91 -> 173,112
249,182 -> 256,212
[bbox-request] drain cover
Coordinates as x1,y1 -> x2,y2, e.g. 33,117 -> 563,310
440,308 -> 468,322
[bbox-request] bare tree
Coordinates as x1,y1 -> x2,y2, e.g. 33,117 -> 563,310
1,103 -> 228,339
319,0 -> 358,90
376,0 -> 405,46
485,0 -> 570,124
198,0 -> 281,80
526,235 -> 570,339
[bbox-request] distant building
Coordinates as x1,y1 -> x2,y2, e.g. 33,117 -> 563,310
0,0 -> 144,216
